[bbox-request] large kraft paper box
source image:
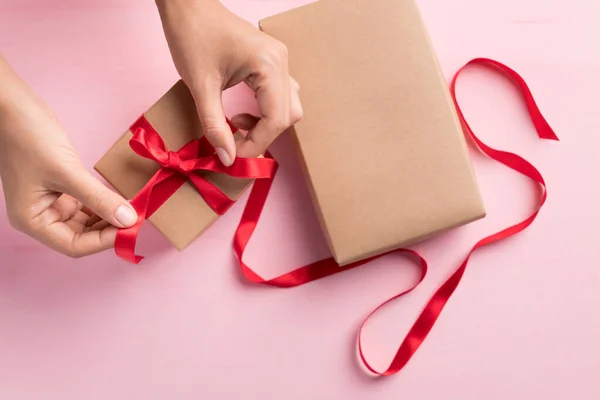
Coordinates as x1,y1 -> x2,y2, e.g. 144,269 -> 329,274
260,0 -> 486,265
94,81 -> 254,251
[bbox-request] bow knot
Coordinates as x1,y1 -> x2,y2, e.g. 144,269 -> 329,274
165,150 -> 184,173
116,115 -> 278,264
129,124 -> 211,176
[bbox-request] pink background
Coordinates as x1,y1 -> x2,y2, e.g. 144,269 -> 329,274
0,0 -> 598,398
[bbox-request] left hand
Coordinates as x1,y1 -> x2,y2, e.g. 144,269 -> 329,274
0,56 -> 138,258
156,0 -> 303,165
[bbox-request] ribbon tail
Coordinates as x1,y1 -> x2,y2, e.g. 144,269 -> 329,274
115,169 -> 186,263
115,183 -> 152,264
356,58 -> 557,375
188,174 -> 235,215
233,58 -> 557,376
464,58 -> 559,142
115,223 -> 145,264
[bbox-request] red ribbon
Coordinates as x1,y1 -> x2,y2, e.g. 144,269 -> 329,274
113,58 -> 558,375
232,58 -> 558,375
114,115 -> 278,263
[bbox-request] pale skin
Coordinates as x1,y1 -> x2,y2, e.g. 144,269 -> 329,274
0,0 -> 302,258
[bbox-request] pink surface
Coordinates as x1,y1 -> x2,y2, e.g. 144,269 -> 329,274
0,0 -> 598,398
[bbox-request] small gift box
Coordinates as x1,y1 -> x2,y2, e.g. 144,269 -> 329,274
259,0 -> 487,265
94,81 -> 274,258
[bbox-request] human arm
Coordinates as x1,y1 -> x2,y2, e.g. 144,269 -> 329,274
0,54 -> 138,257
155,0 -> 303,165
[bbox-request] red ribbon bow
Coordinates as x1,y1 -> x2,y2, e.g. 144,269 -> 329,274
114,115 -> 277,264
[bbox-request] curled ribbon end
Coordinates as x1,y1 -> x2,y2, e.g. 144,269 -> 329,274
114,245 -> 144,265
233,58 -> 559,377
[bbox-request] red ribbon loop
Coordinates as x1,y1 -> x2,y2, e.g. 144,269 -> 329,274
114,115 -> 278,264
233,58 -> 558,375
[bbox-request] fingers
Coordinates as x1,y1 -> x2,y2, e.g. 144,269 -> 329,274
239,72 -> 303,158
57,168 -> 137,229
231,113 -> 260,131
51,194 -> 81,222
289,78 -> 302,123
85,213 -> 102,228
240,65 -> 288,157
26,201 -> 117,257
290,76 -> 300,92
39,221 -> 118,258
191,79 -> 237,166
89,220 -> 111,231
70,210 -> 92,227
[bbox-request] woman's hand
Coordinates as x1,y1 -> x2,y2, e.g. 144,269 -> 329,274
0,57 -> 138,258
156,0 -> 303,165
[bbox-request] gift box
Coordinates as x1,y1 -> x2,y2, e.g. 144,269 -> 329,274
94,80 -> 258,251
259,0 -> 486,265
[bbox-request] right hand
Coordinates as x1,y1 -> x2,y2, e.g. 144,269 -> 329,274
0,59 -> 137,258
157,0 -> 303,164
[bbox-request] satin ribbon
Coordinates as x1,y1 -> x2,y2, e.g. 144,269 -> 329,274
115,115 -> 278,263
233,58 -> 558,375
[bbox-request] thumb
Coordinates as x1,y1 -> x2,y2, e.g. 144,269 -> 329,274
61,167 -> 138,228
192,80 -> 236,166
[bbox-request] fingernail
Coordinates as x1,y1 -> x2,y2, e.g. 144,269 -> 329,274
215,147 -> 233,166
115,205 -> 138,228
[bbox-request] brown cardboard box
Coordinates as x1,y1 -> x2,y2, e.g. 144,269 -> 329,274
260,0 -> 486,265
94,80 -> 254,251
